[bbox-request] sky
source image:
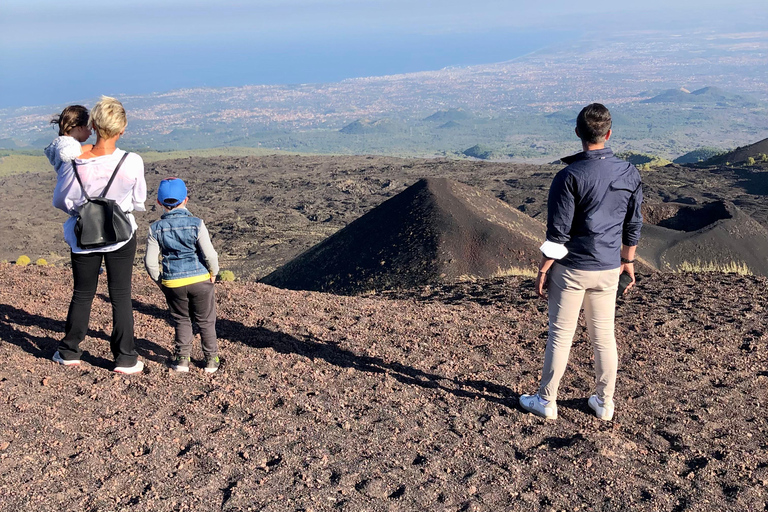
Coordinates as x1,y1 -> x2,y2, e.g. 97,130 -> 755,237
1,0 -> 767,109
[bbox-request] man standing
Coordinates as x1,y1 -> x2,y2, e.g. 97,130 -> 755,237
520,103 -> 643,421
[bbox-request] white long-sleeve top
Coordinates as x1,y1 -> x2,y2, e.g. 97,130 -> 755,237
53,149 -> 147,254
44,136 -> 83,174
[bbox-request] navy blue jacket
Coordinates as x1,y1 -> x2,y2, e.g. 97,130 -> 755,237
546,147 -> 643,271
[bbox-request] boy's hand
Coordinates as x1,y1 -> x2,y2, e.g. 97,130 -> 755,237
210,275 -> 216,283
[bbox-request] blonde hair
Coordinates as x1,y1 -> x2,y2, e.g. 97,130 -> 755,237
89,96 -> 127,139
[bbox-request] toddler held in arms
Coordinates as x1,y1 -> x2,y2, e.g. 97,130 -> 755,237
44,105 -> 93,174
145,178 -> 221,374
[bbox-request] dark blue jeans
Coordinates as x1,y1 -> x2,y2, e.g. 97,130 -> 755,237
58,236 -> 138,367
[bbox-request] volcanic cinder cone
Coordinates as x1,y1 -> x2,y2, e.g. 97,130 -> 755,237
639,200 -> 768,275
704,137 -> 768,165
260,177 -> 545,294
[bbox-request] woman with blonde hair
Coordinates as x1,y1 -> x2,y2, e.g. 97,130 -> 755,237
52,96 -> 147,374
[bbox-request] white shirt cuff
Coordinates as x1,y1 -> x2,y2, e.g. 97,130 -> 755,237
540,240 -> 568,260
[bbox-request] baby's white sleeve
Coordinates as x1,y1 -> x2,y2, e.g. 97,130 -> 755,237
57,138 -> 83,163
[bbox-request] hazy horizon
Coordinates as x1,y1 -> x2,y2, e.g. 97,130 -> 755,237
1,0 -> 766,109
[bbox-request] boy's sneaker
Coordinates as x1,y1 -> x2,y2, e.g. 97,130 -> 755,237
519,393 -> 557,420
204,356 -> 220,374
170,355 -> 191,373
114,360 -> 144,375
52,350 -> 80,366
588,394 -> 615,421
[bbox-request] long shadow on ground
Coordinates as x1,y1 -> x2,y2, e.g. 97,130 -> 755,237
0,302 -> 172,368
131,298 -> 520,408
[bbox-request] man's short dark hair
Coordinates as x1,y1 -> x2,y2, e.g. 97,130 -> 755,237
576,103 -> 612,144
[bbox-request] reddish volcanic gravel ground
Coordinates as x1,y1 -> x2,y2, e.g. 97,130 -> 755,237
0,264 -> 767,511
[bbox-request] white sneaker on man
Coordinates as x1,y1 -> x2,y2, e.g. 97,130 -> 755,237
519,393 -> 557,420
588,394 -> 615,421
114,360 -> 144,375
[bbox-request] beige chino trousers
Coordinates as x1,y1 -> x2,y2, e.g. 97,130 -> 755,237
539,263 -> 621,403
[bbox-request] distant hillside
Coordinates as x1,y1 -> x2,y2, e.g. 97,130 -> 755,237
436,120 -> 462,130
642,86 -> 758,106
339,119 -> 404,135
673,147 -> 725,165
463,144 -> 505,160
704,137 -> 768,165
423,109 -> 472,123
0,138 -> 19,150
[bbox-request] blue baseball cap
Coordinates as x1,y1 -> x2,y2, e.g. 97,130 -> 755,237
157,177 -> 187,207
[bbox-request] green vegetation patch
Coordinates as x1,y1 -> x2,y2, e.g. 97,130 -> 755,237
673,147 -> 725,165
135,147 -> 289,163
616,151 -> 672,170
0,154 -> 50,176
218,270 -> 236,282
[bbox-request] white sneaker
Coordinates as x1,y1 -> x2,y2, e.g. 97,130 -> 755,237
519,393 -> 557,420
114,360 -> 144,375
52,351 -> 80,366
588,394 -> 615,421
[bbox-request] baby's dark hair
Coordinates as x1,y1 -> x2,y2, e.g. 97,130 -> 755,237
50,105 -> 89,136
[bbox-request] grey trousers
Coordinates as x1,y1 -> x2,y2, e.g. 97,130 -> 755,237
162,280 -> 218,358
539,263 -> 621,403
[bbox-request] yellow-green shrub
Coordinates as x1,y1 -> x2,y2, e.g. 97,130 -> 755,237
15,255 -> 30,266
218,270 -> 235,282
35,258 -> 48,266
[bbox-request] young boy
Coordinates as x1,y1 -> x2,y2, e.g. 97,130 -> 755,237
145,178 -> 221,373
45,105 -> 93,174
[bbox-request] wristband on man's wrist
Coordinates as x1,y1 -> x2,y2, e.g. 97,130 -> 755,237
621,257 -> 635,264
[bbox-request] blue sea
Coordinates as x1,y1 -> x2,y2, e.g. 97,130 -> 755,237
0,30 -> 577,109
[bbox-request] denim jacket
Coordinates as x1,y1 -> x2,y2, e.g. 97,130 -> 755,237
145,208 -> 218,282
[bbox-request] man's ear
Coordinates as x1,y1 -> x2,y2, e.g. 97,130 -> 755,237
575,127 -> 580,138
604,128 -> 612,142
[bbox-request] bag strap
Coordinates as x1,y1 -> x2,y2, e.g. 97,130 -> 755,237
72,161 -> 91,202
99,152 -> 130,198
72,152 -> 130,200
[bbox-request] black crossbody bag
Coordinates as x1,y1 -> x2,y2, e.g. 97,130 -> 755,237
72,152 -> 133,249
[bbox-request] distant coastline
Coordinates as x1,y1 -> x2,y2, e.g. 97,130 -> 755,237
0,29 -> 577,110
